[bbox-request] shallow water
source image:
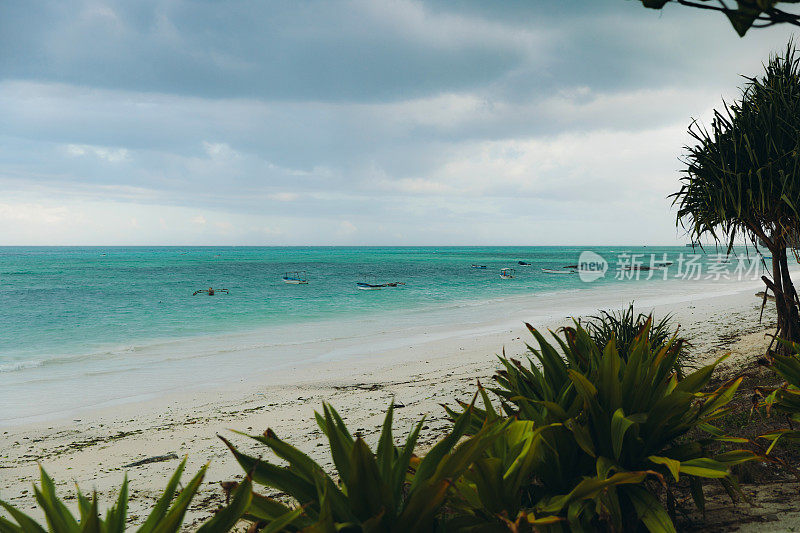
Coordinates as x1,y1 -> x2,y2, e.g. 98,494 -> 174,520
0,245 -> 767,422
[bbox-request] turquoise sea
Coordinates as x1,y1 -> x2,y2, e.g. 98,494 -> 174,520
0,246 -> 766,423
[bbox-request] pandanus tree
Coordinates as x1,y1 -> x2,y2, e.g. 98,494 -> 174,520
672,42 -> 800,353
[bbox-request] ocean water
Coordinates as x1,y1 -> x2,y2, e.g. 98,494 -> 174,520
0,246 -> 767,423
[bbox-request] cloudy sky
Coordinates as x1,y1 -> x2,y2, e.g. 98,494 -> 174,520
0,1 -> 795,245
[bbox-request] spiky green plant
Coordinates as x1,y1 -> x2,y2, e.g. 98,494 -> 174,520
758,339 -> 800,451
0,458 -> 248,533
221,400 -> 509,532
583,304 -> 691,375
447,320 -> 756,532
445,389 -> 655,533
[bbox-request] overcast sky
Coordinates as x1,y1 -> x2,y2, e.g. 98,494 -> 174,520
0,1 -> 795,245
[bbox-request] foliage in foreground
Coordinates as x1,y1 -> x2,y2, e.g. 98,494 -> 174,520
582,304 -> 691,376
222,401 -> 514,532
447,319 -> 756,531
0,458 -> 250,533
759,340 -> 800,451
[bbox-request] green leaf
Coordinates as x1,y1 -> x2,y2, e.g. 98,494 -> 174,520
139,458 -> 187,533
538,471 -> 647,514
241,429 -> 322,484
79,494 -> 99,533
626,485 -> 677,533
259,507 -> 306,533
346,438 -> 388,522
565,419 -> 595,458
245,492 -> 295,522
196,476 -> 252,533
678,458 -> 729,479
689,477 -> 705,514
151,464 -> 207,533
34,467 -> 80,533
220,436 -> 317,502
0,500 -> 47,533
649,455 -> 681,481
611,408 -> 635,460
375,401 -> 395,483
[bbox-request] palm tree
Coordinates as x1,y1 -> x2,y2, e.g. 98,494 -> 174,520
672,41 -> 800,353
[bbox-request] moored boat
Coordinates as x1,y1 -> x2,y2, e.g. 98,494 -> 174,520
282,271 -> 308,284
541,268 -> 574,274
500,268 -> 515,279
357,282 -> 384,290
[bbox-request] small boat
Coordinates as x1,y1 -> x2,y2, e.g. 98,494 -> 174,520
542,268 -> 574,274
357,281 -> 405,290
518,261 -> 531,266
282,271 -> 308,284
500,268 -> 515,279
471,264 -> 487,269
356,274 -> 405,290
193,287 -> 229,296
357,282 -> 385,290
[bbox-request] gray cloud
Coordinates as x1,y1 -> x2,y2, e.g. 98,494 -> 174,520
0,0 -> 796,244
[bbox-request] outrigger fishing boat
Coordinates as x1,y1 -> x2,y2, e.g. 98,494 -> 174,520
282,271 -> 308,284
471,264 -> 487,269
500,268 -> 515,279
357,282 -> 385,290
357,274 -> 405,290
541,268 -> 575,274
356,281 -> 406,290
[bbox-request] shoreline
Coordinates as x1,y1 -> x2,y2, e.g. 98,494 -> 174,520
1,270 -> 775,427
0,281 -> 779,528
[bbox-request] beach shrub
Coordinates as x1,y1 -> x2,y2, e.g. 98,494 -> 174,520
221,401 -> 507,532
446,320 -> 755,532
759,340 -> 800,450
583,305 -> 691,376
444,390 -> 650,532
0,458 -> 248,533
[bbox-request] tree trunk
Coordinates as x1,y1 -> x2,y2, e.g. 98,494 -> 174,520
764,238 -> 800,355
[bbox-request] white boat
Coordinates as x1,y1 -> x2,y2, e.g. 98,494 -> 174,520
500,268 -> 515,279
541,268 -> 574,274
282,271 -> 308,284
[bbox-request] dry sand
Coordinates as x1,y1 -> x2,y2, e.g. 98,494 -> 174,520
0,286 -> 795,530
